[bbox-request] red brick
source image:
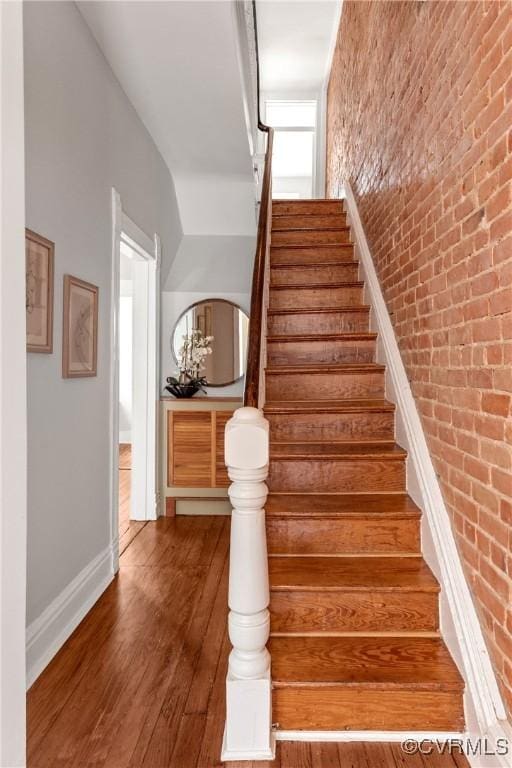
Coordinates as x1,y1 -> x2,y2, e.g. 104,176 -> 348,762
492,467 -> 512,496
481,392 -> 511,417
327,0 -> 512,717
492,234 -> 512,264
475,414 -> 506,441
489,289 -> 511,316
480,440 -> 512,470
486,184 -> 512,222
471,271 -> 500,297
480,558 -> 509,601
472,316 -> 502,342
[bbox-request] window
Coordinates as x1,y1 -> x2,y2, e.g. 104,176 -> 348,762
265,100 -> 317,199
266,100 -> 316,128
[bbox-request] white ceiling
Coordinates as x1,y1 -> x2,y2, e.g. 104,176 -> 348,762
77,1 -> 253,179
258,0 -> 341,94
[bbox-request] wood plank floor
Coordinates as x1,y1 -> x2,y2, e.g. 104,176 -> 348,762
118,443 -> 147,555
27,517 -> 468,767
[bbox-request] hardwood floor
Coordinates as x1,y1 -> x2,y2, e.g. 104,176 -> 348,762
118,442 -> 146,555
27,516 -> 468,768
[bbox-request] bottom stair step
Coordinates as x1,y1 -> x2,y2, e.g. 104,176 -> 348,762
269,556 -> 439,633
270,636 -> 465,731
266,493 -> 422,554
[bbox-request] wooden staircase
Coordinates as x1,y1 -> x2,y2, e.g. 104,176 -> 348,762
264,199 -> 465,733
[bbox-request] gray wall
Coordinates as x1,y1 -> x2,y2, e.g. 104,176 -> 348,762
24,1 -> 182,624
162,234 -> 254,397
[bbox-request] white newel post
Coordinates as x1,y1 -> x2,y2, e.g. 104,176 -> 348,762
221,407 -> 275,762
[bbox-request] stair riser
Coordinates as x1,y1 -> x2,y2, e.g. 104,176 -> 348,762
272,201 -> 344,216
269,459 -> 406,493
266,411 -> 395,442
272,214 -> 347,230
267,339 -> 375,366
267,516 -> 421,555
268,310 -> 370,336
270,286 -> 363,310
271,245 -> 354,265
270,591 -> 438,633
270,264 -> 359,285
273,689 -> 464,731
266,371 -> 385,400
272,229 -> 351,246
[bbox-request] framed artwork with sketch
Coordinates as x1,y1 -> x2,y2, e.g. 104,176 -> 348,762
26,229 -> 54,353
62,275 -> 98,378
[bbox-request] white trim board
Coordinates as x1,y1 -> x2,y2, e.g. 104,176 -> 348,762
26,546 -> 114,688
275,728 -> 512,767
342,181 -> 510,765
1,2 -> 28,763
276,731 -> 464,743
110,188 -> 161,580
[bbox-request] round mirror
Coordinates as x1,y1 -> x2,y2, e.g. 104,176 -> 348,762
171,299 -> 249,387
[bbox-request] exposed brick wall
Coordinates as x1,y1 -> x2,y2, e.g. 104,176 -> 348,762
327,0 -> 512,716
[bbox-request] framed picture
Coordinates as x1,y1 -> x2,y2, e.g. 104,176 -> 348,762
26,229 -> 54,353
62,275 -> 99,378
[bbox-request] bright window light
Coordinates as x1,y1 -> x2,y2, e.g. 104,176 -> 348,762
265,100 -> 316,128
272,131 -> 314,177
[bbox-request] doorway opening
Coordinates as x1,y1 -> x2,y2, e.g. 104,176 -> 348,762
265,99 -> 317,199
111,190 -> 160,565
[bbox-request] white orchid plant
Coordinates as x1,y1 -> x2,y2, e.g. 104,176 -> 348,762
178,328 -> 214,379
165,329 -> 214,397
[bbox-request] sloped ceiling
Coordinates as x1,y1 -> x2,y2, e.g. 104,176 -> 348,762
258,0 -> 341,94
77,0 -> 253,179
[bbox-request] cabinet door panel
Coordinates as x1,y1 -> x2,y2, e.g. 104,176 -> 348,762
168,411 -> 212,487
215,411 -> 232,487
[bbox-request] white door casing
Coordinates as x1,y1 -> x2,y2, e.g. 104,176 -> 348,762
110,189 -> 160,572
0,3 -> 27,765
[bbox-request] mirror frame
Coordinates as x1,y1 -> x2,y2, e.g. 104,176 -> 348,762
170,298 -> 249,388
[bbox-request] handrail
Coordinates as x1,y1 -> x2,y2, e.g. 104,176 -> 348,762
244,0 -> 274,408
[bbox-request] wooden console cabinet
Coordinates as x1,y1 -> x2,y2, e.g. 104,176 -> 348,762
160,396 -> 242,514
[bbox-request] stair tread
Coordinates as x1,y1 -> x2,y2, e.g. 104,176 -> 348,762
271,441 -> 407,460
271,243 -> 353,250
268,333 -> 377,343
272,216 -> 347,230
271,261 -> 356,268
268,306 -> 370,315
272,226 -> 350,233
269,636 -> 464,690
270,281 -> 363,290
272,212 -> 344,218
265,399 -> 394,414
273,198 -> 339,203
266,493 -> 421,518
266,362 -> 385,374
269,556 -> 438,593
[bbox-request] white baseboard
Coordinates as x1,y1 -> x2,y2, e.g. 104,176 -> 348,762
176,499 -> 232,516
276,728 -> 512,767
276,730 -> 463,742
26,545 -> 114,688
342,182 -> 510,751
119,431 -> 131,444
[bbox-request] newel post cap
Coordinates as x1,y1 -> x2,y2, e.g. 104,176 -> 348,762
225,407 -> 269,470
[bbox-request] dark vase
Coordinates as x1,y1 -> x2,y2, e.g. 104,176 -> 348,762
164,376 -> 206,399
